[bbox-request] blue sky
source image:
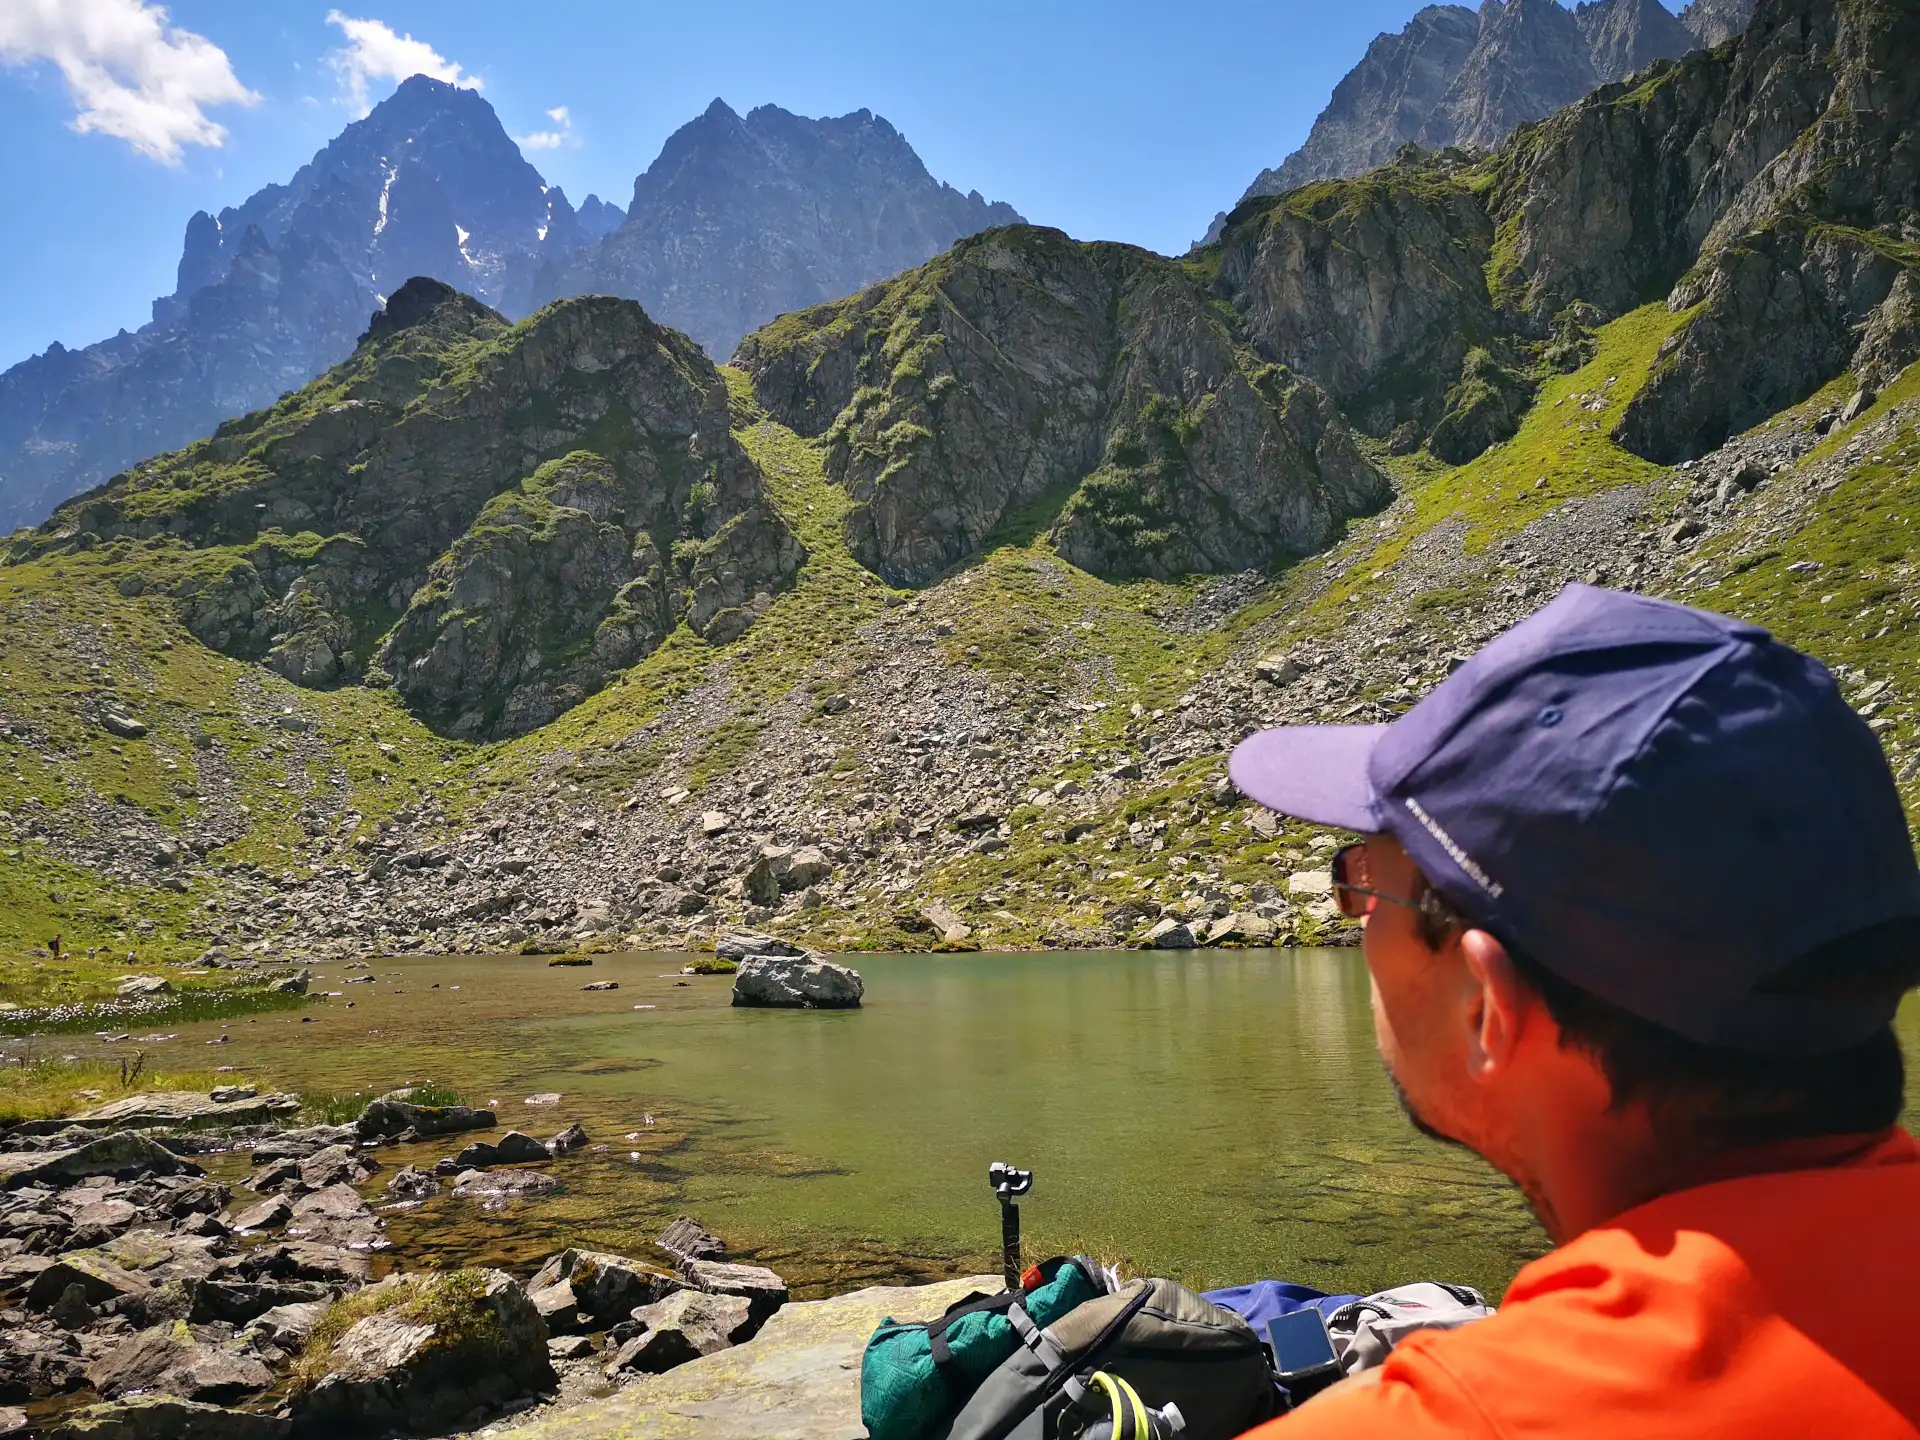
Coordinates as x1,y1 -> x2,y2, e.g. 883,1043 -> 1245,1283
0,0 -> 1684,372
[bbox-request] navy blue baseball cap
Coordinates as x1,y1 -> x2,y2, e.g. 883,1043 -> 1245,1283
1230,585 -> 1920,1055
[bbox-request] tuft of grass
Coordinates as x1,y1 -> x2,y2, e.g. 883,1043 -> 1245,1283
0,1057 -> 249,1125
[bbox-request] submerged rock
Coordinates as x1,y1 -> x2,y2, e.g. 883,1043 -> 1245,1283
289,1269 -> 553,1437
46,1397 -> 289,1439
249,1126 -> 357,1165
384,1166 -> 438,1202
730,954 -> 863,1010
355,1097 -> 496,1141
450,1131 -> 549,1168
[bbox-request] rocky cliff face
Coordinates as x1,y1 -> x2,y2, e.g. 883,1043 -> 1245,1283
1236,7 -> 1481,203
26,279 -> 804,739
735,228 -> 1390,585
533,101 -> 1023,361
1205,0 -> 1751,244
0,78 -> 602,537
1578,0 -> 1699,82
1680,0 -> 1760,45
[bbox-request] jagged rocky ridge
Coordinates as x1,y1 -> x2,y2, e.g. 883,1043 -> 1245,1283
535,100 -> 1023,361
21,279 -> 805,740
1204,0 -> 1757,243
735,228 -> 1391,584
0,78 -> 613,538
0,90 -> 1015,535
1169,0 -> 1920,469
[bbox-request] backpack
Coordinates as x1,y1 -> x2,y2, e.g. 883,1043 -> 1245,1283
942,1277 -> 1278,1440
862,1258 -> 1109,1440
1328,1282 -> 1494,1374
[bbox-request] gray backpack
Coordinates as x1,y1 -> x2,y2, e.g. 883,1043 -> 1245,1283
1328,1282 -> 1494,1375
942,1277 -> 1277,1440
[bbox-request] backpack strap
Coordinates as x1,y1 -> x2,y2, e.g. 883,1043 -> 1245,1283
924,1290 -> 1027,1370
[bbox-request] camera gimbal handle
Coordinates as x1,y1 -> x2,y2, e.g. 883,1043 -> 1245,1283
989,1162 -> 1033,1287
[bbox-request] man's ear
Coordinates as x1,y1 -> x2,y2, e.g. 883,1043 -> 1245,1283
1459,929 -> 1526,1084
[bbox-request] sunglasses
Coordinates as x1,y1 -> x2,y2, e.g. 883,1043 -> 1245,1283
1329,843 -> 1429,920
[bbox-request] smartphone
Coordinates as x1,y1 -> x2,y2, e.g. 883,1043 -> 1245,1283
1267,1308 -> 1341,1383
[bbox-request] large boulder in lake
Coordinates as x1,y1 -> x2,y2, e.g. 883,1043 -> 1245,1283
289,1269 -> 553,1436
731,954 -> 863,1010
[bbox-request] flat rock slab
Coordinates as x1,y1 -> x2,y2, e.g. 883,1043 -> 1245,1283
498,1274 -> 997,1440
0,1133 -> 196,1190
67,1092 -> 301,1130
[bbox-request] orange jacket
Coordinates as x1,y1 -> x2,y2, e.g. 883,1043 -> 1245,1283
1244,1129 -> 1920,1438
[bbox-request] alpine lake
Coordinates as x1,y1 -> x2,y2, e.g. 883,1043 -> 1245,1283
61,949 -> 1920,1303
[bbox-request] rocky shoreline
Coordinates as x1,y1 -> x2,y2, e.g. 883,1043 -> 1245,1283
0,1087 -> 828,1439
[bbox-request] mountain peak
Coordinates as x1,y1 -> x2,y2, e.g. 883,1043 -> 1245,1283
538,101 -> 1023,359
360,275 -> 503,347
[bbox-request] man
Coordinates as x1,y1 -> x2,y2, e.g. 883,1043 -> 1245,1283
1228,585 -> 1920,1436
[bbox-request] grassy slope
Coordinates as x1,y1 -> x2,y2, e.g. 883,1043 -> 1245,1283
1,301 -> 1914,995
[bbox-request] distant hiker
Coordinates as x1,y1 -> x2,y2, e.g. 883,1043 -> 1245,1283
1230,585 -> 1920,1436
47,934 -> 61,961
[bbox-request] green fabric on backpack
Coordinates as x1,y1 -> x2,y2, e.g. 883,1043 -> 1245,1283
862,1259 -> 1103,1440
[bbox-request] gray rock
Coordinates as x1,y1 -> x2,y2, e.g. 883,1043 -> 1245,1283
530,1278 -> 583,1334
46,1397 -> 289,1440
730,954 -> 863,1010
1142,918 -> 1197,950
355,1096 -> 496,1141
288,1269 -> 554,1437
101,715 -> 149,741
656,1216 -> 726,1266
548,1334 -> 596,1361
450,1168 -> 561,1202
49,1282 -> 98,1330
286,1186 -> 384,1251
87,1327 -> 275,1404
715,932 -> 806,962
190,1279 -> 335,1325
678,1258 -> 788,1335
26,1252 -> 149,1311
65,1092 -> 300,1131
529,1248 -> 679,1326
492,1274 -> 998,1440
384,1166 -> 438,1202
546,1122 -> 590,1154
244,1300 -> 329,1352
450,1130 -> 549,1168
115,976 -> 171,998
248,1126 -> 358,1165
297,1145 -> 379,1190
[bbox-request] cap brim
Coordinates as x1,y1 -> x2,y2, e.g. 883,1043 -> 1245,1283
1229,725 -> 1387,832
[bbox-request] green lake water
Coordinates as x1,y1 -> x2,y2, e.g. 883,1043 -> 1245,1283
113,948 -> 1920,1302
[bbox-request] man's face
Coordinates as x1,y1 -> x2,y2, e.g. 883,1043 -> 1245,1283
1358,833 -> 1510,1165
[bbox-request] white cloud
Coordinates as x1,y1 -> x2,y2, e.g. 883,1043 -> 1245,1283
518,105 -> 575,152
324,11 -> 479,117
0,0 -> 259,165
